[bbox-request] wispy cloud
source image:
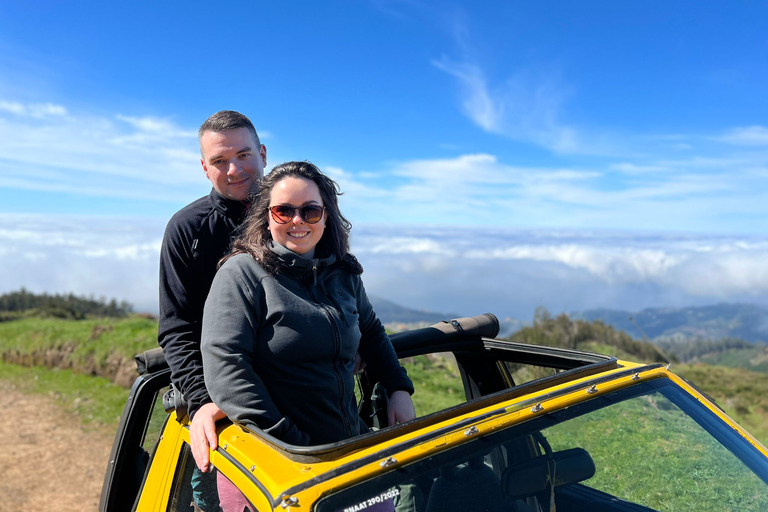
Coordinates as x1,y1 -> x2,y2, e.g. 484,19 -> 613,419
330,150 -> 767,232
115,114 -> 197,139
2,97 -> 766,233
433,56 -> 585,154
718,126 -> 768,146
0,100 -> 206,203
0,100 -> 68,118
609,162 -> 670,175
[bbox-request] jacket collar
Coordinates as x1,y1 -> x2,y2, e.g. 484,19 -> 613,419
208,188 -> 249,221
269,241 -> 336,271
269,240 -> 336,272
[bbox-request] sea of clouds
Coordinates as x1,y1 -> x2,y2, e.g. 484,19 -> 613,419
2,213 -> 767,322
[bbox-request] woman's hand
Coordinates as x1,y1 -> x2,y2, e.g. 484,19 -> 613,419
387,390 -> 416,426
190,402 -> 227,472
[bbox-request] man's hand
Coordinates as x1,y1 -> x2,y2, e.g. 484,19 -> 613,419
353,351 -> 366,375
190,402 -> 227,472
387,390 -> 416,426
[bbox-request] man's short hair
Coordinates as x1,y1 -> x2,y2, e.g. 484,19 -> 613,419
198,110 -> 260,155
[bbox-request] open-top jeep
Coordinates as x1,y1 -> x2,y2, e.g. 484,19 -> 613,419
100,314 -> 768,512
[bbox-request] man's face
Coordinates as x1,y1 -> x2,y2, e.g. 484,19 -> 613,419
200,127 -> 267,201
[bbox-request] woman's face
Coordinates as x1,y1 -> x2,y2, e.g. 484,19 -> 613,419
268,176 -> 326,255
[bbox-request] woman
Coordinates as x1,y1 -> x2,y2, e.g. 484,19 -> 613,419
201,161 -> 416,447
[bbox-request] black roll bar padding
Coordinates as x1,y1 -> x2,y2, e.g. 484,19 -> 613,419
431,313 -> 500,337
134,313 -> 499,376
134,346 -> 169,375
132,348 -> 191,422
389,313 -> 500,355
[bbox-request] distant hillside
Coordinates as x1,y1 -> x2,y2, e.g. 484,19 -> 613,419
573,303 -> 768,343
368,296 -> 456,325
0,288 -> 133,320
698,345 -> 768,374
367,296 -> 522,335
507,308 -> 669,363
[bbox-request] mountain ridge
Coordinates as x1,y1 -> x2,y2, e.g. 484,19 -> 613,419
572,302 -> 768,343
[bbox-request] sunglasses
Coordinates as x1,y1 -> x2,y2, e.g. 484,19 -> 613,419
268,204 -> 326,224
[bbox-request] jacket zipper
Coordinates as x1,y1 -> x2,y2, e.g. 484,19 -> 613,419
304,276 -> 353,438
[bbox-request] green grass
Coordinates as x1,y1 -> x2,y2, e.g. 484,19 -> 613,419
0,316 -> 766,450
581,341 -> 768,445
675,363 -> 768,443
544,393 -> 768,511
400,354 -> 465,416
0,360 -> 129,429
0,315 -> 157,380
578,340 -> 656,362
700,346 -> 768,374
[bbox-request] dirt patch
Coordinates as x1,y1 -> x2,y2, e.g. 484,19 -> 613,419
0,380 -> 113,512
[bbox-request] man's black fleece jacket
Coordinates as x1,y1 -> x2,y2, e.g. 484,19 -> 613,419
158,189 -> 248,418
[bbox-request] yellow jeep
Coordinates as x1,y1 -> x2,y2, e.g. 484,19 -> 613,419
100,314 -> 768,512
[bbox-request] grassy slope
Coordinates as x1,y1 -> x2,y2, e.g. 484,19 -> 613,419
545,392 -> 768,511
0,316 -> 158,430
674,363 -> 768,443
579,341 -> 768,444
400,354 -> 465,416
0,315 -> 157,360
699,346 -> 768,374
1,316 -> 767,445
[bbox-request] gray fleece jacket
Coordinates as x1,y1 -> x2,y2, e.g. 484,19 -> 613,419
201,244 -> 413,446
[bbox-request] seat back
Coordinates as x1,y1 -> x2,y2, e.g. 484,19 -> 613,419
425,458 -> 506,512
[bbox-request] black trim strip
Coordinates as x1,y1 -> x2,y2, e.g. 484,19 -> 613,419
258,354 -> 620,462
273,407 -> 509,506
217,445 -> 275,506
275,363 -> 664,500
482,338 -> 613,368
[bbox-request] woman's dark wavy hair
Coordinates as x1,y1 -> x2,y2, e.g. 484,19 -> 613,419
223,161 -> 363,275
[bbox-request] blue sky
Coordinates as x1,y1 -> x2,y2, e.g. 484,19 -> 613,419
1,1 -> 768,321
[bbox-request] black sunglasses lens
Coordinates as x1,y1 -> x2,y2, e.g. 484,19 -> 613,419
270,205 -> 324,224
272,206 -> 295,223
301,205 -> 324,223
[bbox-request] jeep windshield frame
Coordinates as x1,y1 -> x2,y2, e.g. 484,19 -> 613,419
313,378 -> 768,512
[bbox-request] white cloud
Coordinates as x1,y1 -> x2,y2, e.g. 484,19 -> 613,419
0,214 -> 165,313
466,244 -> 683,285
609,162 -> 669,174
719,126 -> 768,146
2,215 -> 768,321
353,226 -> 768,319
0,100 -> 68,118
115,114 -> 197,138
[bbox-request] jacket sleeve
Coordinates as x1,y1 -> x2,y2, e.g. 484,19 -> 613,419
201,262 -> 310,445
355,278 -> 414,396
157,219 -> 211,417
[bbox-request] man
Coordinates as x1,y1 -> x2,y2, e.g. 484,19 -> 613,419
158,110 -> 267,473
